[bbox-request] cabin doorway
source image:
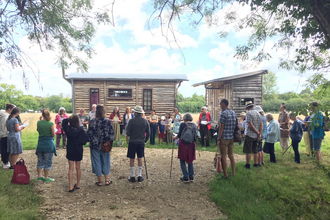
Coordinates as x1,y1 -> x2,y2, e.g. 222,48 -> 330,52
90,88 -> 99,110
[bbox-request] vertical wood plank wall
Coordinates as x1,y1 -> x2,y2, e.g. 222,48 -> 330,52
73,80 -> 177,117
205,73 -> 264,121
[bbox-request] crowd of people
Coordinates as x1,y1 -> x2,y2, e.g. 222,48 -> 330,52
0,99 -> 326,190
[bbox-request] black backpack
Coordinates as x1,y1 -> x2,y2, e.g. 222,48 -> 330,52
181,123 -> 195,144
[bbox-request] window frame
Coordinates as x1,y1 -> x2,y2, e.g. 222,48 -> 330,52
143,89 -> 152,112
90,88 -> 100,110
108,88 -> 133,99
240,97 -> 255,106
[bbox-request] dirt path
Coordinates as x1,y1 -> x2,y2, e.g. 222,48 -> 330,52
22,148 -> 245,220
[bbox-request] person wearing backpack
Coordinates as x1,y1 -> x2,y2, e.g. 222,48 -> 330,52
172,113 -> 197,183
310,102 -> 325,167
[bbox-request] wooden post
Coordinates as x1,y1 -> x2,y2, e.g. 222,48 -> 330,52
136,81 -> 139,105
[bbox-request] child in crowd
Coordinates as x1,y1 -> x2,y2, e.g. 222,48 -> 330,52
164,113 -> 172,144
288,112 -> 303,164
62,115 -> 89,192
158,116 -> 165,144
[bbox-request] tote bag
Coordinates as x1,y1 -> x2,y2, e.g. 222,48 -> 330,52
11,159 -> 30,184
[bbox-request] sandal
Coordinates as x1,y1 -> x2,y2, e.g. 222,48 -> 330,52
105,180 -> 113,186
74,184 -> 80,189
95,181 -> 102,186
68,188 -> 75,192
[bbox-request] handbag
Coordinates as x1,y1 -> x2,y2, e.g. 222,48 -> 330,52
263,142 -> 270,154
97,120 -> 112,153
11,159 -> 30,184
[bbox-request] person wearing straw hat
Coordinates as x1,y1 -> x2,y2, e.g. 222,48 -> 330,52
238,112 -> 246,146
198,106 -> 213,147
254,106 -> 267,166
126,105 -> 150,182
243,101 -> 263,169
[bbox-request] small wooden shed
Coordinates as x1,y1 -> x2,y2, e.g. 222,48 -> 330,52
192,70 -> 268,121
66,73 -> 188,116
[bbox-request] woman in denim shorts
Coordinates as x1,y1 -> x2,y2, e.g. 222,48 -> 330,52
36,109 -> 57,182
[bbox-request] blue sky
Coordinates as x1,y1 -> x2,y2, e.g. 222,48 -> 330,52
1,0 -> 323,98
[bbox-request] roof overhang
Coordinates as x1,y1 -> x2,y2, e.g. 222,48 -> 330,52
66,73 -> 188,82
192,70 -> 268,87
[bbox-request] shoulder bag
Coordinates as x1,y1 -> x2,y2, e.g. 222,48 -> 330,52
97,119 -> 112,153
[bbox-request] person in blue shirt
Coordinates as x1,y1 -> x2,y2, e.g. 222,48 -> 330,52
288,112 -> 303,164
264,113 -> 281,163
158,116 -> 165,144
310,102 -> 325,166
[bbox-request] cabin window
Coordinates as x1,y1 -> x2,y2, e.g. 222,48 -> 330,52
90,88 -> 99,110
240,98 -> 254,106
108,89 -> 132,99
143,89 -> 152,111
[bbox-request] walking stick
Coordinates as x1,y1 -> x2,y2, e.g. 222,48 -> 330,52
282,144 -> 292,155
170,139 -> 175,178
144,156 -> 148,179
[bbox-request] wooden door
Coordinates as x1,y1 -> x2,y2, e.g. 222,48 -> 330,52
90,88 -> 99,110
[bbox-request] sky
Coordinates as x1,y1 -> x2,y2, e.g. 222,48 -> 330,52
0,0 -> 325,98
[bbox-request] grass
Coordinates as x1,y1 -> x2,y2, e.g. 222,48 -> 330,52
0,170 -> 45,220
210,136 -> 330,220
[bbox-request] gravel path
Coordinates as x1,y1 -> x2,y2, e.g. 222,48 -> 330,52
21,147 -> 245,219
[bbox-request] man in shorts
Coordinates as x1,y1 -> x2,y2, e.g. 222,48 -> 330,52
126,105 -> 150,182
217,99 -> 237,179
243,101 -> 263,169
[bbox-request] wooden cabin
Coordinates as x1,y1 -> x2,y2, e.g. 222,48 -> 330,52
192,70 -> 268,121
66,73 -> 188,116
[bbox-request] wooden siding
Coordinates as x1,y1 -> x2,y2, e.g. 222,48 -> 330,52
74,80 -> 105,113
73,80 -> 177,117
204,73 -> 264,121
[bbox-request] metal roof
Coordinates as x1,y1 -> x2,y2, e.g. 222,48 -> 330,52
66,73 -> 188,82
192,70 -> 268,87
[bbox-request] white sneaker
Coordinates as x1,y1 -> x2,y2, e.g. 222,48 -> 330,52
2,162 -> 10,169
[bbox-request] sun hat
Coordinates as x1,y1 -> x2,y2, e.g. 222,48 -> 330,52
58,107 -> 65,113
132,105 -> 145,114
254,106 -> 263,112
240,112 -> 246,117
245,101 -> 254,108
161,116 -> 165,120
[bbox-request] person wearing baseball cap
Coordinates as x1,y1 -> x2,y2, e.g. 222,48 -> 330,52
126,106 -> 150,182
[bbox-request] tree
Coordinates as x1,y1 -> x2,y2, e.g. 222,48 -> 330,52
1,0 -> 114,86
0,83 -> 23,108
262,71 -> 278,101
149,0 -> 330,73
17,95 -> 40,111
45,95 -> 62,112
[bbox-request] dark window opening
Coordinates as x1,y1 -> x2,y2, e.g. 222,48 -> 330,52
143,89 -> 152,111
240,98 -> 254,106
108,89 -> 132,98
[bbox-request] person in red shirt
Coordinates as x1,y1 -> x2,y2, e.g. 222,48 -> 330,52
198,106 -> 213,147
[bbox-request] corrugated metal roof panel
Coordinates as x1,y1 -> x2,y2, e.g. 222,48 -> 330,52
66,73 -> 188,81
192,70 -> 268,87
